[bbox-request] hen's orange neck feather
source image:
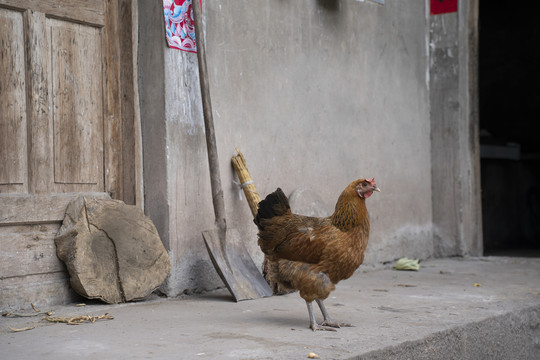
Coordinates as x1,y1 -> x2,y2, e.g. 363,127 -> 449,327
330,187 -> 368,232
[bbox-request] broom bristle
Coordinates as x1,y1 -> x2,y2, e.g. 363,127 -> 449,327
232,148 -> 261,217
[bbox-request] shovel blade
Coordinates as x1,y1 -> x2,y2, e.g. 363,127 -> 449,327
202,228 -> 273,301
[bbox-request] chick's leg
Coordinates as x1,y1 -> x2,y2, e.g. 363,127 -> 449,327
316,299 -> 353,328
306,301 -> 337,331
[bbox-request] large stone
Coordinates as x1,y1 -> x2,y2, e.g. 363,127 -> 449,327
55,196 -> 171,303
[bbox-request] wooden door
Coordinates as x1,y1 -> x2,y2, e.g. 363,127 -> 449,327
0,0 -> 136,308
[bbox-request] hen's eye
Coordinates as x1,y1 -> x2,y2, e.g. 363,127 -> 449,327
362,181 -> 368,187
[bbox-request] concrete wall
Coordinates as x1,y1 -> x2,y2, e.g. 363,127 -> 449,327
138,0 -> 478,296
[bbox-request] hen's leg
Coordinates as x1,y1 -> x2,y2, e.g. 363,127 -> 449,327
306,301 -> 337,331
316,299 -> 353,328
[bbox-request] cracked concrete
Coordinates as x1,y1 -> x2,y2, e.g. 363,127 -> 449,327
2,257 -> 539,359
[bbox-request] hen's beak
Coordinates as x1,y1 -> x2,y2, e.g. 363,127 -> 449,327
373,186 -> 381,192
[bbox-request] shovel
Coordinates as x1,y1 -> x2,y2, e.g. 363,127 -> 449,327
192,1 -> 272,301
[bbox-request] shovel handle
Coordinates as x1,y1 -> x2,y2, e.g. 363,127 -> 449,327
193,0 -> 226,230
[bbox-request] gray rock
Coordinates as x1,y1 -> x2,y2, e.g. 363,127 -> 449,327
55,196 -> 171,303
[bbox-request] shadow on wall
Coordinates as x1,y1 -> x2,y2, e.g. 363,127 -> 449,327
317,0 -> 339,11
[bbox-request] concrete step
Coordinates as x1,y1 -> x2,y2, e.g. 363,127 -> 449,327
2,257 -> 540,359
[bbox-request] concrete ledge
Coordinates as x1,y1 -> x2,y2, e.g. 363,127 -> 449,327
359,305 -> 540,360
2,257 -> 539,359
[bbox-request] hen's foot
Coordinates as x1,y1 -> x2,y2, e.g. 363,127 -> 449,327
314,299 -> 354,329
320,319 -> 354,328
310,323 -> 338,332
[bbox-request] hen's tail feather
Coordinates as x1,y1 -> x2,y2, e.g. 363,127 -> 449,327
254,188 -> 291,230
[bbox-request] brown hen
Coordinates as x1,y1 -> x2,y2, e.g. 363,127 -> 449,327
254,179 -> 380,331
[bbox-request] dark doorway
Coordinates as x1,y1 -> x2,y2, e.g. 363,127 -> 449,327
479,2 -> 540,256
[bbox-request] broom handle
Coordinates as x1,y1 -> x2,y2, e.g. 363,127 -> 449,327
193,0 -> 226,230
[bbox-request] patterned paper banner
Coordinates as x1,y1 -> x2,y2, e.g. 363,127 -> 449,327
163,0 -> 199,52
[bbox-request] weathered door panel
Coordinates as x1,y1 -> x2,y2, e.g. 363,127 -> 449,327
0,8 -> 27,194
50,18 -> 104,190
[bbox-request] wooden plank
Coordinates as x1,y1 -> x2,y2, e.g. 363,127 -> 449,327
130,0 -> 144,209
0,8 -> 27,193
0,271 -> 80,310
0,223 -> 64,279
0,192 -> 110,225
119,0 -> 136,205
24,10 -> 51,195
102,0 -> 123,200
0,0 -> 105,27
49,19 -> 104,187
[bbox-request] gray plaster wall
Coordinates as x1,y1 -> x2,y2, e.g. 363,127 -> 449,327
138,0 -> 469,296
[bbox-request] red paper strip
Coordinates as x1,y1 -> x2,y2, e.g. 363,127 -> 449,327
430,0 -> 457,15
